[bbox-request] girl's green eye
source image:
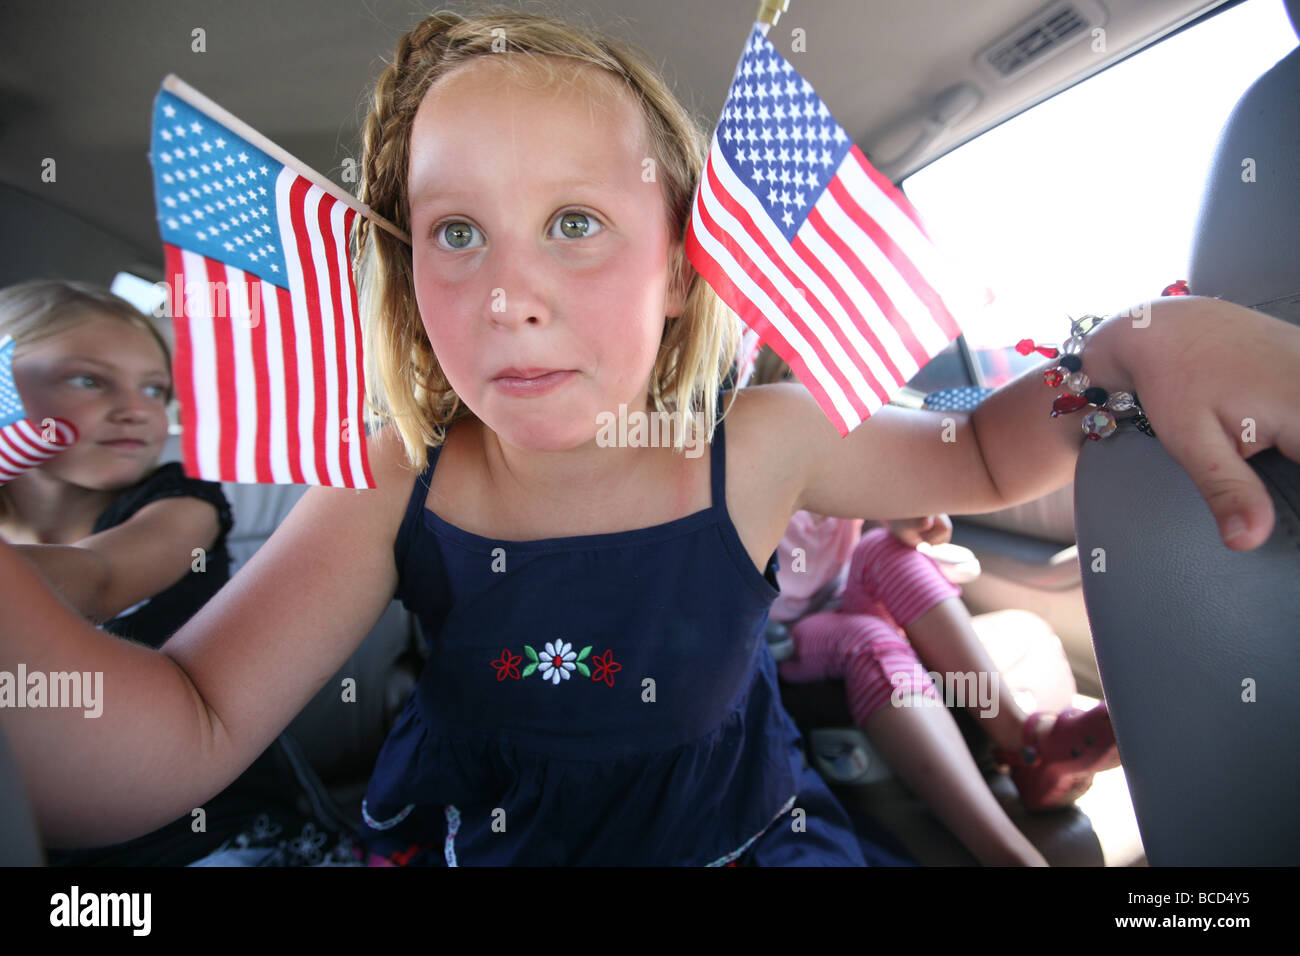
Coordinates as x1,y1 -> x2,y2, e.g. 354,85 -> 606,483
436,214 -> 600,247
441,221 -> 480,249
144,384 -> 169,400
554,212 -> 599,239
70,374 -> 98,388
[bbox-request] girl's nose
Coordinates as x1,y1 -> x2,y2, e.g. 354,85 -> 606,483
108,390 -> 154,422
486,245 -> 555,330
108,405 -> 148,423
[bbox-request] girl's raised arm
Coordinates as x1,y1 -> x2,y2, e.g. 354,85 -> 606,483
779,297 -> 1300,550
0,428 -> 413,847
14,496 -> 222,624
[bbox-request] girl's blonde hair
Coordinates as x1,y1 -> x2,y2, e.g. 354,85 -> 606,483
750,345 -> 795,387
0,278 -> 173,522
355,7 -> 740,471
0,280 -> 172,391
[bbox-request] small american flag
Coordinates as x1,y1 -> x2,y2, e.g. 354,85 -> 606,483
150,84 -> 373,487
734,325 -> 763,389
0,336 -> 78,485
687,26 -> 965,435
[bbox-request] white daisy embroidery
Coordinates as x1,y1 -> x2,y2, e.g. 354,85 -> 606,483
537,640 -> 577,685
509,642 -> 594,683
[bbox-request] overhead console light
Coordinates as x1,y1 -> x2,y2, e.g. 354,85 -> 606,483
976,0 -> 1110,83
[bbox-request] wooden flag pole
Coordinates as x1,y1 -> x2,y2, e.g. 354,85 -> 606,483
161,74 -> 411,246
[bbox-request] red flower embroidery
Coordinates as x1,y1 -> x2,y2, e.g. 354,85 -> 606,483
590,649 -> 622,687
491,649 -> 522,681
389,842 -> 440,866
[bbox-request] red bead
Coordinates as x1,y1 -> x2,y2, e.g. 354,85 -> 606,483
1051,394 -> 1087,416
1017,338 -> 1062,359
1043,368 -> 1065,388
1162,279 -> 1191,296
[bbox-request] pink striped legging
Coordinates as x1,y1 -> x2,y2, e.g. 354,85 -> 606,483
777,527 -> 962,725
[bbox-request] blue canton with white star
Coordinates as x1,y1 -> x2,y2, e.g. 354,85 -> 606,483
922,386 -> 993,412
1,338 -> 28,428
716,26 -> 853,242
150,89 -> 288,287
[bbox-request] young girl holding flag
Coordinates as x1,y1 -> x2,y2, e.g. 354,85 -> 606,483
2,10 -> 1298,866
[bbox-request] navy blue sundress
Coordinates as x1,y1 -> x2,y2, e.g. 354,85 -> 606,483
360,417 -> 866,866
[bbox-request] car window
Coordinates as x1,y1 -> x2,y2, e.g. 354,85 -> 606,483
110,270 -> 182,433
110,271 -> 166,316
903,0 -> 1298,388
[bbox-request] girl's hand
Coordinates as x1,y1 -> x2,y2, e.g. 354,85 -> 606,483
1107,296 -> 1300,551
886,514 -> 952,548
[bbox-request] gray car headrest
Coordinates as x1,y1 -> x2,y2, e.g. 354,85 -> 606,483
1187,43 -> 1300,325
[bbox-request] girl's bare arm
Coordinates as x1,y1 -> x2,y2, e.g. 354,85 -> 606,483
0,428 -> 414,847
14,496 -> 221,623
777,297 -> 1300,549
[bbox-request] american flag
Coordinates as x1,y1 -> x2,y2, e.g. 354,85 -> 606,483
0,336 -> 79,484
687,26 -> 965,435
150,85 -> 373,488
734,325 -> 763,389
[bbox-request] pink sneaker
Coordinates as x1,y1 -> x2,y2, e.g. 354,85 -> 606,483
994,702 -> 1121,812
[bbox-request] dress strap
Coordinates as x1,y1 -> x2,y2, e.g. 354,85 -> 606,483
709,416 -> 727,514
394,443 -> 443,568
407,445 -> 442,522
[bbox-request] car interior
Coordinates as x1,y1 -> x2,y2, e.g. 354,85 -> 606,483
1,0 -> 1297,867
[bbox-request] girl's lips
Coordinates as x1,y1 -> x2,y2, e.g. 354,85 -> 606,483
491,369 -> 576,397
99,439 -> 148,449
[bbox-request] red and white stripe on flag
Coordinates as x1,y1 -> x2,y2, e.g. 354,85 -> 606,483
685,26 -> 965,436
164,172 -> 374,488
734,325 -> 763,389
0,418 -> 78,485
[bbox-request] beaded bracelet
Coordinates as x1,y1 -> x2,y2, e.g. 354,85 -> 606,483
1016,314 -> 1155,442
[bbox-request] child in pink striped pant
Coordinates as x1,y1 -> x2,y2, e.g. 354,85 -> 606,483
755,349 -> 1118,866
775,516 -> 961,724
